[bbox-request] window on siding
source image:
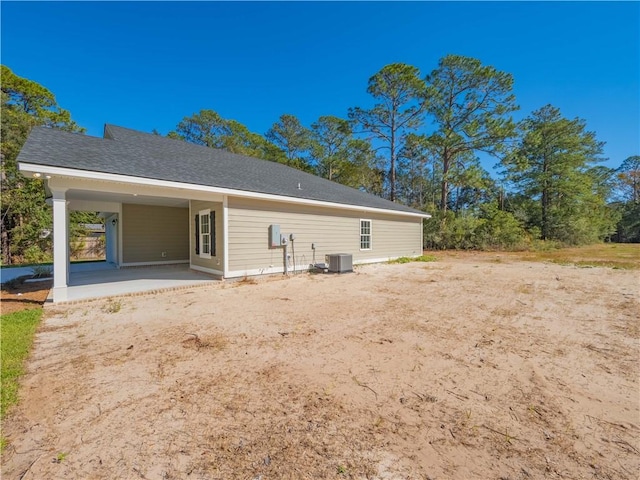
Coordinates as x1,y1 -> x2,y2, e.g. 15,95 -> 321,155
199,209 -> 211,258
360,219 -> 371,250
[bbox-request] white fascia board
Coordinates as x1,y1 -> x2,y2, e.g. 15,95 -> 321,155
19,163 -> 431,219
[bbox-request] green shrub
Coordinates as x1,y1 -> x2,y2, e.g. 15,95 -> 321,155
476,204 -> 529,250
424,207 -> 529,251
423,210 -> 483,250
22,245 -> 52,265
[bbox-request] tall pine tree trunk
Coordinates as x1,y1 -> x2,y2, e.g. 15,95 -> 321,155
541,155 -> 549,240
542,186 -> 549,240
440,149 -> 450,212
389,114 -> 397,202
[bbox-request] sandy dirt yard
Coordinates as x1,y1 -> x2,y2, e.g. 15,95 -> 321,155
2,253 -> 638,479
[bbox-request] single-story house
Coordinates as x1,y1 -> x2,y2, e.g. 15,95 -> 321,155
17,124 -> 430,302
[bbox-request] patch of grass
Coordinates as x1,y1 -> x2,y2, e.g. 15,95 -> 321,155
102,300 -> 122,313
557,259 -> 637,270
492,306 -> 519,317
518,243 -> 640,270
389,254 -> 437,264
530,239 -> 563,252
1,308 -> 43,419
53,452 -> 68,463
515,284 -> 533,294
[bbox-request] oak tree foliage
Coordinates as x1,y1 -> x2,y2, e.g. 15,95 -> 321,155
1,66 -> 85,264
617,155 -> 640,204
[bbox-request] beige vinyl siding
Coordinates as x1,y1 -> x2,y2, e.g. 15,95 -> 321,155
227,197 -> 422,275
190,200 -> 224,272
122,204 -> 189,263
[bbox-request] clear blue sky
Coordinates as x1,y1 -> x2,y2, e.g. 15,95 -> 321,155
2,1 -> 638,173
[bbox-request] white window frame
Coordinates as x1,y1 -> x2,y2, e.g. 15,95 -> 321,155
199,209 -> 211,259
360,219 -> 372,251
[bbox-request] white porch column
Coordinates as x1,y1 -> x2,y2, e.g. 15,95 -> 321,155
222,195 -> 229,278
51,188 -> 69,302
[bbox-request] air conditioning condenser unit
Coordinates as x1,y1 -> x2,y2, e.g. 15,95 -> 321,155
326,253 -> 353,273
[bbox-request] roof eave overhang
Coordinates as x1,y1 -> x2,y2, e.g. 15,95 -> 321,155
19,162 -> 431,219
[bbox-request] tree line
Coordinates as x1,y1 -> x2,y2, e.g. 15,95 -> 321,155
1,57 -> 638,264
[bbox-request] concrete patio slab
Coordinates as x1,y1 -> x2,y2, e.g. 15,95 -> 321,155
50,264 -> 219,303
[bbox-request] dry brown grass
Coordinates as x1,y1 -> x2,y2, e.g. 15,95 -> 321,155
184,380 -> 381,479
235,275 -> 259,286
518,243 -> 640,269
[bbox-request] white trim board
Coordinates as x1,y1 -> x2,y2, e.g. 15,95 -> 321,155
20,163 -> 430,219
190,264 -> 223,277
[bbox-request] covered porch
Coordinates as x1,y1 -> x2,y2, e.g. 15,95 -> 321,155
19,171 -> 228,303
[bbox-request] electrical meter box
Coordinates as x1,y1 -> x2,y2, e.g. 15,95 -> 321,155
269,224 -> 281,248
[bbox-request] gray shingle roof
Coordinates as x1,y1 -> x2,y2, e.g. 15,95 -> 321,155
18,125 -> 427,216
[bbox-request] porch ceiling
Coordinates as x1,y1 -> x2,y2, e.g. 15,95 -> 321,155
65,189 -> 189,208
